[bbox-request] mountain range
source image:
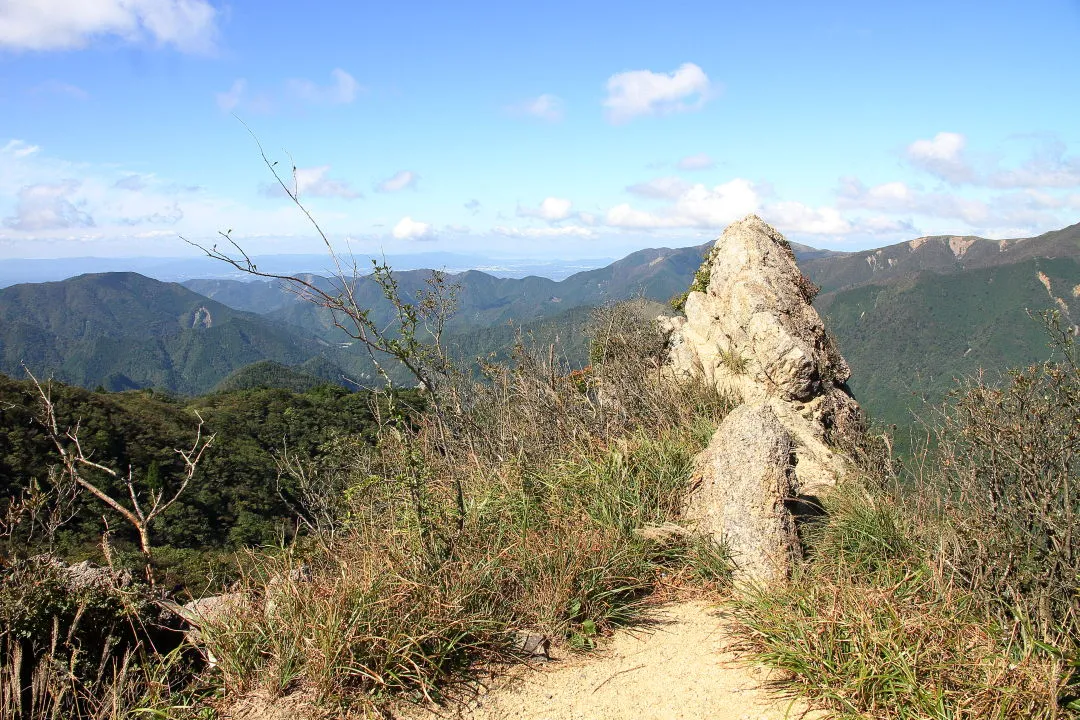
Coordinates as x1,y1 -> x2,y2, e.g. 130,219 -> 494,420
1,223 -> 1077,433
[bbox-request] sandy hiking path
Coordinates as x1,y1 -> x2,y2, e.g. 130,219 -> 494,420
396,601 -> 824,720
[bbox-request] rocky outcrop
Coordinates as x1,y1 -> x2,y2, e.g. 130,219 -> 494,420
688,404 -> 800,584
661,215 -> 861,583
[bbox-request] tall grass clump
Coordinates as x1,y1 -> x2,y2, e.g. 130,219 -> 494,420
194,298 -> 735,711
734,312 -> 1080,719
0,558 -> 205,720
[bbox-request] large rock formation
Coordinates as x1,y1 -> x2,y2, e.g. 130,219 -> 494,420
661,215 -> 861,583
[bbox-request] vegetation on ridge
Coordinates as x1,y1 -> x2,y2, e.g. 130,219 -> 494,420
734,311 -> 1080,719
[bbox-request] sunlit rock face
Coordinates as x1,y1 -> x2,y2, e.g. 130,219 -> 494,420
661,215 -> 863,584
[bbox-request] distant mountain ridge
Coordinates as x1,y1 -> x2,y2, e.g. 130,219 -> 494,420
803,222 -> 1080,293
2,224 -> 1078,435
0,272 -> 333,394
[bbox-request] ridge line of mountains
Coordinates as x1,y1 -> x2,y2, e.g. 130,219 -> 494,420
1,221 -> 1077,431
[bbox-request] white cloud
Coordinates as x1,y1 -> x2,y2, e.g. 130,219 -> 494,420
114,174 -> 148,191
285,68 -> 361,105
986,137 -> 1080,189
2,140 -> 40,158
3,180 -> 95,231
906,132 -> 1080,190
464,199 -> 481,215
508,94 -> 565,122
0,141 -> 362,254
260,166 -> 361,200
517,196 -> 573,221
607,179 -> 760,229
768,202 -> 852,235
837,177 -> 989,224
906,132 -> 973,183
375,170 -> 419,193
0,0 -> 218,53
218,69 -> 361,114
215,79 -> 246,113
392,216 -> 435,241
626,176 -> 690,200
603,63 -> 714,124
494,225 -> 596,239
676,153 -> 715,171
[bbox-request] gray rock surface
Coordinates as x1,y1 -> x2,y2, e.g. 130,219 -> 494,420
686,404 -> 800,585
660,214 -> 860,497
661,215 -> 862,583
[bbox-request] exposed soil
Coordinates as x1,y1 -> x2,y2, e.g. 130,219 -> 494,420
396,601 -> 825,720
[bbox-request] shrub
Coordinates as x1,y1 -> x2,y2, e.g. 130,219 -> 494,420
734,486 -> 1067,719
924,311 -> 1080,653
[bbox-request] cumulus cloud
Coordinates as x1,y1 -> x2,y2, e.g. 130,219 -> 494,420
676,153 -> 715,171
607,178 -> 759,229
767,201 -> 853,235
626,176 -> 691,200
494,225 -> 596,239
285,68 -> 361,105
906,132 -> 973,184
260,166 -> 361,200
507,94 -> 565,122
375,170 -> 419,193
517,197 -> 573,221
0,0 -> 218,53
464,199 -> 481,215
3,180 -> 95,231
603,63 -> 714,124
392,216 -> 435,241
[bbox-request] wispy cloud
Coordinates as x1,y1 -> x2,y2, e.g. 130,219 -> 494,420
2,139 -> 40,158
494,225 -> 596,239
626,176 -> 690,200
603,63 -> 714,124
260,166 -> 362,200
375,170 -> 419,193
0,0 -> 219,53
507,93 -> 565,122
216,69 -> 361,114
285,68 -> 361,106
906,132 -> 1080,189
676,153 -> 715,171
30,80 -> 90,100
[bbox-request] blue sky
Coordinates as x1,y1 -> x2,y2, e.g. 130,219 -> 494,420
1,0 -> 1079,260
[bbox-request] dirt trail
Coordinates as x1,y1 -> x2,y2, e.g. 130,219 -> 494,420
399,601 -> 824,720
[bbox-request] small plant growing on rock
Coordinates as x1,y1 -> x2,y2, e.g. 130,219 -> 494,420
794,271 -> 820,304
670,245 -> 720,312
718,347 -> 749,375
